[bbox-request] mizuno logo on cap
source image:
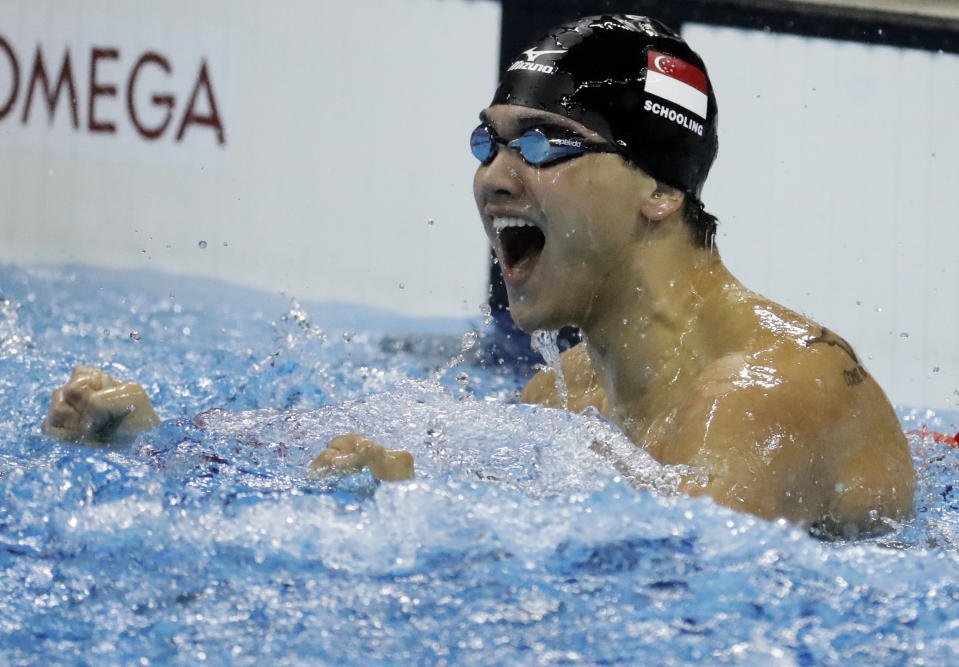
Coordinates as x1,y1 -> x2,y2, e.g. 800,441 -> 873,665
521,48 -> 566,62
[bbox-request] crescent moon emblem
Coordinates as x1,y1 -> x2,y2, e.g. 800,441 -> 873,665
653,55 -> 670,74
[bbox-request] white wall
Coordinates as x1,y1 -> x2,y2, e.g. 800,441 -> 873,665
687,24 -> 959,410
2,1 -> 956,410
0,0 -> 499,318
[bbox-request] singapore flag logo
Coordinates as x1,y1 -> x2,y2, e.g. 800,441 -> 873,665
644,51 -> 709,119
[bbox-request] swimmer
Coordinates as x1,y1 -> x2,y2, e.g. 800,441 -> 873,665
43,15 -> 914,537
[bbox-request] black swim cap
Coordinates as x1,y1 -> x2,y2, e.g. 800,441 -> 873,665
491,15 -> 718,199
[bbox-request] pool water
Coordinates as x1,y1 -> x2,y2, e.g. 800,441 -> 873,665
2,263 -> 958,665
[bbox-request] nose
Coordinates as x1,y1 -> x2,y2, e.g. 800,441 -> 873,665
473,147 -> 526,207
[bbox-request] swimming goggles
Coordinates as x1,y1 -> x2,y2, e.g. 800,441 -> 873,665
470,124 -> 618,167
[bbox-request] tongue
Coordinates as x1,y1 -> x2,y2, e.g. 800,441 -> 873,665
502,239 -> 542,284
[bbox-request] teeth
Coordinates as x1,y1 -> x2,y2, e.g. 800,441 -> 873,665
492,217 -> 537,234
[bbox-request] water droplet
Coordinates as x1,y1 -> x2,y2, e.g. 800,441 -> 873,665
129,330 -> 141,342
102,328 -> 110,336
460,330 -> 478,352
531,330 -> 568,409
899,332 -> 909,339
875,306 -> 883,313
397,282 -> 405,289
456,371 -> 469,385
668,280 -> 677,288
855,300 -> 861,306
182,327 -> 191,336
222,241 -> 229,247
427,218 -> 435,225
342,331 -> 354,343
198,240 -> 207,249
622,318 -> 630,326
479,304 -> 492,326
932,366 -> 940,373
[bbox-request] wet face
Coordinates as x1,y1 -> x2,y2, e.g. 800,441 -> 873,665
473,105 -> 659,332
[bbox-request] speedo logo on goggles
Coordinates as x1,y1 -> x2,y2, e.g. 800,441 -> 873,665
470,125 -> 617,167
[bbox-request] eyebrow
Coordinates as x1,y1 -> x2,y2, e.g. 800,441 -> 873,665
477,110 -> 585,138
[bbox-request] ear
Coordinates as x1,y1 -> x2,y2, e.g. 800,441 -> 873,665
640,183 -> 684,221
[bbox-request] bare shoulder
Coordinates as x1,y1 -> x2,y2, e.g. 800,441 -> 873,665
669,315 -> 914,533
520,343 -> 609,415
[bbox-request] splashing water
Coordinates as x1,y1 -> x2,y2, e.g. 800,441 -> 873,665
2,263 -> 959,664
531,329 -> 569,409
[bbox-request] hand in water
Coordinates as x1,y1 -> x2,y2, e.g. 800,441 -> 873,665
43,365 -> 159,445
308,433 -> 414,482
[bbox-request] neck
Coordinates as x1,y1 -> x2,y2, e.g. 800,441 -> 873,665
579,222 -> 734,428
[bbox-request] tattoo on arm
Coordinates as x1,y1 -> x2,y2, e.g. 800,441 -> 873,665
805,328 -> 868,386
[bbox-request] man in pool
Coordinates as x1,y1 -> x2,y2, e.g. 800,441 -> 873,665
43,15 -> 914,537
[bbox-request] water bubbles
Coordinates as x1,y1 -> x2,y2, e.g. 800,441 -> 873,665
129,330 -> 141,342
198,240 -> 207,249
460,330 -> 478,352
531,329 -> 568,410
479,304 -> 492,326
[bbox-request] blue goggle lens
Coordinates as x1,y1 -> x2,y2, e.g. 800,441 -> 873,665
470,125 -> 599,167
470,125 -> 495,162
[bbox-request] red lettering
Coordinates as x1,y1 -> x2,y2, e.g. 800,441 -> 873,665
88,47 -> 119,133
3,38 -> 225,146
0,35 -> 19,120
127,52 -> 174,140
21,47 -> 79,128
176,60 -> 224,146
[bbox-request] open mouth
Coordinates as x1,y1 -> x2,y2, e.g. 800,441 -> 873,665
493,217 -> 546,282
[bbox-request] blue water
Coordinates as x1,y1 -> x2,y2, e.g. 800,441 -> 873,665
2,263 -> 958,665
